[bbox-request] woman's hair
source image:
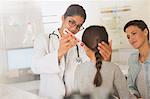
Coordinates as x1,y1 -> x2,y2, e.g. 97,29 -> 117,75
124,20 -> 149,40
82,25 -> 108,87
64,4 -> 86,23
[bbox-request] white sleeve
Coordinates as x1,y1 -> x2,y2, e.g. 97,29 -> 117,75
31,34 -> 63,74
78,45 -> 90,63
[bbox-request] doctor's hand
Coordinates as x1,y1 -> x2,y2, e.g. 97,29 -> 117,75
58,34 -> 77,61
97,40 -> 112,61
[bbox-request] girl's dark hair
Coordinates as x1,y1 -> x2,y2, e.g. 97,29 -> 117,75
82,25 -> 108,87
64,4 -> 86,23
124,20 -> 149,40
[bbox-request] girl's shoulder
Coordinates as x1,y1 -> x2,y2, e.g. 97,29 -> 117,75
76,61 -> 95,73
102,61 -> 119,69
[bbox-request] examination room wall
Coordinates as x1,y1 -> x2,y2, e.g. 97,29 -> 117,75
0,0 -> 150,94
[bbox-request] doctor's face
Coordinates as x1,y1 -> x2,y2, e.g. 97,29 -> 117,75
125,25 -> 148,49
62,15 -> 85,34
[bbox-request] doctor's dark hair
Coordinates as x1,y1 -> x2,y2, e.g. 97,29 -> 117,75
124,20 -> 149,40
64,4 -> 86,22
82,25 -> 108,87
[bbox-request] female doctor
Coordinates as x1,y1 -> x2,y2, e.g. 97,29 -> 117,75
31,4 -> 112,99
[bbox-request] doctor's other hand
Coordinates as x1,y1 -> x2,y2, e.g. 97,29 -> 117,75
98,40 -> 112,61
58,34 -> 78,61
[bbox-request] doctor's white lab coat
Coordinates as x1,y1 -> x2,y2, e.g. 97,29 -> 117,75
31,29 -> 88,98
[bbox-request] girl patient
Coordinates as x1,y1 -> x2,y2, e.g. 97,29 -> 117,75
74,25 -> 136,99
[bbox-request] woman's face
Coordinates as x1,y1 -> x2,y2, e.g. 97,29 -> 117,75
62,15 -> 84,34
125,25 -> 148,49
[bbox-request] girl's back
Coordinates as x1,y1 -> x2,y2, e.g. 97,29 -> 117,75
74,61 -> 132,99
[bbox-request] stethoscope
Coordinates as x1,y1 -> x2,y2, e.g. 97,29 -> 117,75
49,30 -> 82,63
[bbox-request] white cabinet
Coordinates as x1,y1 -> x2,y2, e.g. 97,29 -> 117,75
0,1 -> 43,78
2,15 -> 43,49
0,2 -> 43,49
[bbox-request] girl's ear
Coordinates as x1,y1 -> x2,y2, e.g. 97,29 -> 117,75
144,28 -> 148,36
83,44 -> 88,53
84,45 -> 94,55
84,45 -> 90,54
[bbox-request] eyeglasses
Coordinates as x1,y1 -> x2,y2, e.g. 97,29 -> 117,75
68,19 -> 84,31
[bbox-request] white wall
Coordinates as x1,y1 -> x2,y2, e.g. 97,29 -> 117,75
40,0 -> 150,46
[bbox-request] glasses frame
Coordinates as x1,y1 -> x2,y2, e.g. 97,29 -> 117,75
68,19 -> 84,31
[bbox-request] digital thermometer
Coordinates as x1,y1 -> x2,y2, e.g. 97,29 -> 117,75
63,29 -> 84,47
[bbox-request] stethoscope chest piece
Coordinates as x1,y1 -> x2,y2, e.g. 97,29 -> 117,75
76,57 -> 82,64
76,45 -> 82,64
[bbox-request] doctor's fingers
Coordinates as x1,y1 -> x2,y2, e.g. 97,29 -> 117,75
61,35 -> 73,42
69,38 -> 78,46
59,37 -> 69,46
63,34 -> 78,44
98,42 -> 112,54
59,40 -> 70,49
61,37 -> 77,47
59,41 -> 76,55
98,47 -> 112,61
59,39 -> 71,49
97,42 -> 112,61
62,41 -> 76,51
